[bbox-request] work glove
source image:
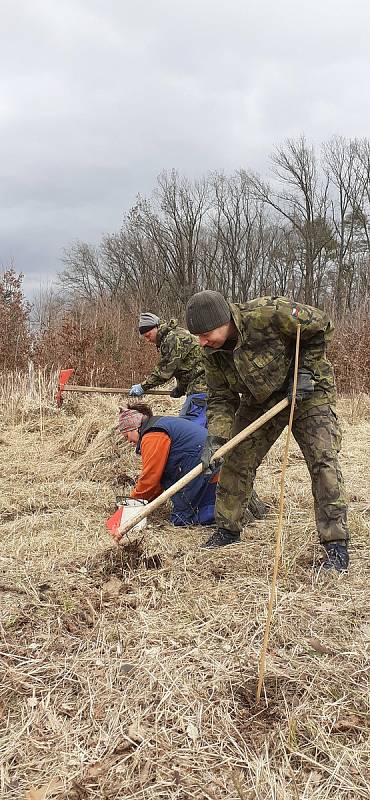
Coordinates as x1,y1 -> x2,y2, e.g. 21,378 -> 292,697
169,385 -> 184,398
288,368 -> 315,403
128,383 -> 144,397
201,434 -> 227,473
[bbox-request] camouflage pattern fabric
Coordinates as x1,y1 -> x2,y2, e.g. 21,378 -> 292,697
203,297 -> 336,439
141,319 -> 207,395
215,399 -> 349,544
200,296 -> 348,544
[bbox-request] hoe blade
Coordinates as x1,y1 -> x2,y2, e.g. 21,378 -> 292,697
105,507 -> 123,537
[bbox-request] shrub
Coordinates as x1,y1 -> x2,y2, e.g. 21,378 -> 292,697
34,299 -> 157,386
0,269 -> 32,370
329,311 -> 370,394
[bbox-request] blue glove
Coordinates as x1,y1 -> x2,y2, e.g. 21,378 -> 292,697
129,383 -> 144,397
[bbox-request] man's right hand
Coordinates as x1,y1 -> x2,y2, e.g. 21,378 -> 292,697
129,384 -> 144,397
201,434 -> 227,471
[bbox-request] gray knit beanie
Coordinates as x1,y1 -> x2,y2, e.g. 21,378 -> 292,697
186,291 -> 231,334
139,312 -> 160,334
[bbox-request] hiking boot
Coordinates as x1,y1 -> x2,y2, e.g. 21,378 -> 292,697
322,541 -> 349,573
201,528 -> 241,549
247,490 -> 269,520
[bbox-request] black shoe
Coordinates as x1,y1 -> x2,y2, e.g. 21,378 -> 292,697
247,490 -> 269,520
322,541 -> 349,572
201,528 -> 241,549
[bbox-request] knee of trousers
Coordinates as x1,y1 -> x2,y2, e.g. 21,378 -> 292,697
309,459 -> 346,505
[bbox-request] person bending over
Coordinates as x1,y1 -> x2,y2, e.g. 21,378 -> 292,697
128,312 -> 208,427
185,290 -> 349,572
118,403 -> 218,527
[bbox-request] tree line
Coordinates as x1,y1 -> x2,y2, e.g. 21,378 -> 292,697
1,135 -> 369,391
59,136 -> 370,318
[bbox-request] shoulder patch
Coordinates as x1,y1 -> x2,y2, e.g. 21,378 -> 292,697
291,304 -> 313,325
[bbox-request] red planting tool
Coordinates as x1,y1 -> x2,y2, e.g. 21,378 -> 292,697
55,368 -> 171,407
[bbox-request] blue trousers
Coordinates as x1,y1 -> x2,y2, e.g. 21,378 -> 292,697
171,473 -> 217,526
179,393 -> 207,428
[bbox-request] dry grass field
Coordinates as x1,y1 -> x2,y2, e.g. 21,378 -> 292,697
0,375 -> 369,799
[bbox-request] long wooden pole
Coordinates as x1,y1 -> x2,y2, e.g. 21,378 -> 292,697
112,396 -> 290,542
62,385 -> 171,396
256,325 -> 301,703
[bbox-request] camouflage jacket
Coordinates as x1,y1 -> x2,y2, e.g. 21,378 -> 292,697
203,297 -> 336,438
141,319 -> 207,395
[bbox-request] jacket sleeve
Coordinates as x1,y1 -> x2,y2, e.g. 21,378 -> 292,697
203,353 -> 240,439
141,332 -> 183,391
130,431 -> 171,501
272,300 -> 334,374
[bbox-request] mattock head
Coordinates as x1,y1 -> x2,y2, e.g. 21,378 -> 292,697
56,368 -> 74,408
105,507 -> 124,542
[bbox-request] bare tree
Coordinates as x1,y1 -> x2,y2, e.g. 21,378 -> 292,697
249,136 -> 333,304
59,241 -> 105,300
323,137 -> 366,312
133,171 -> 211,306
209,171 -> 265,300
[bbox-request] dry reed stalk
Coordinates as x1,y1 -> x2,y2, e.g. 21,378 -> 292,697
0,368 -> 58,426
256,326 -> 300,703
38,369 -> 44,444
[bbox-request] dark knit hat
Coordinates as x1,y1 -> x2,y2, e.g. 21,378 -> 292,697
186,291 -> 231,334
139,312 -> 160,334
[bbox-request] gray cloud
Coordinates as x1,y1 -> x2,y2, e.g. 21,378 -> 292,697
1,0 -> 369,296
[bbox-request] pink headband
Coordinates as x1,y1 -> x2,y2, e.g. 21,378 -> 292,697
118,409 -> 145,433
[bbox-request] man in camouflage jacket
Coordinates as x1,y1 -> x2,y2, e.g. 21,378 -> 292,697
186,290 -> 349,572
128,312 -> 208,425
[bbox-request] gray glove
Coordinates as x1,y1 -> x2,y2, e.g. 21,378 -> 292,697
201,434 -> 227,472
288,368 -> 315,403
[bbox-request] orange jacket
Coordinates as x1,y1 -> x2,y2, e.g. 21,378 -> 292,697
130,429 -> 219,503
130,431 -> 171,502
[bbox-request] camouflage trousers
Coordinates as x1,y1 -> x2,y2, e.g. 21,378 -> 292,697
216,399 -> 349,544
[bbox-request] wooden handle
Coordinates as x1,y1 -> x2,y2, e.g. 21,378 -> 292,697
62,385 -> 171,396
116,396 -> 290,540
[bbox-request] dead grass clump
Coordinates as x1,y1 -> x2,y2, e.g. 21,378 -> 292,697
0,368 -> 57,426
65,428 -> 128,482
60,413 -> 110,456
339,391 -> 370,425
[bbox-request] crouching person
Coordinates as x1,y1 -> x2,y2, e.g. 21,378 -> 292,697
118,404 -> 218,526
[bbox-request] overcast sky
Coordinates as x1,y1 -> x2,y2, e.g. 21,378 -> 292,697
1,0 -> 369,296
